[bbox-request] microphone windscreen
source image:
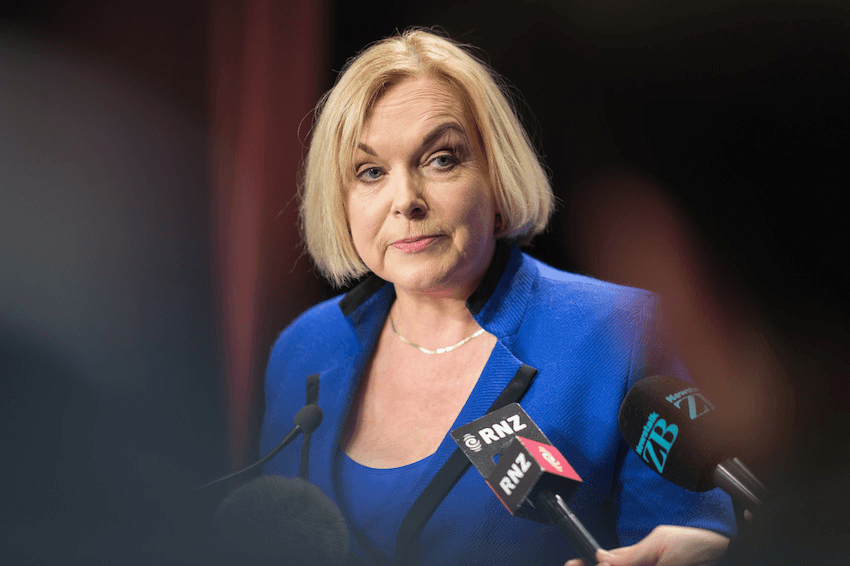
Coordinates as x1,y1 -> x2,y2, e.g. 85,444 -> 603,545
213,475 -> 348,566
618,375 -> 727,491
293,404 -> 323,434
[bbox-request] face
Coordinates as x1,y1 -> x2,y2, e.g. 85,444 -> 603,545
346,76 -> 498,299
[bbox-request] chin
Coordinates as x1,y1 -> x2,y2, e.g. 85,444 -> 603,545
373,240 -> 491,296
375,252 -> 442,286
390,269 -> 451,294
392,261 -> 485,298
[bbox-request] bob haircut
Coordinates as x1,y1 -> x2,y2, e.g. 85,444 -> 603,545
301,28 -> 554,287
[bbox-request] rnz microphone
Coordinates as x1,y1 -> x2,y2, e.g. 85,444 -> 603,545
618,375 -> 767,514
452,403 -> 601,565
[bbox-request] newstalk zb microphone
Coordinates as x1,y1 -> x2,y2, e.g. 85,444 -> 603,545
618,375 -> 766,512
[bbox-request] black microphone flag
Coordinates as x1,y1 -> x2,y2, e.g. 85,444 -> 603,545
451,403 -> 601,564
451,403 -> 582,520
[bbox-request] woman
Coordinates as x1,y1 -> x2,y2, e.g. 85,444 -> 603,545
261,29 -> 734,566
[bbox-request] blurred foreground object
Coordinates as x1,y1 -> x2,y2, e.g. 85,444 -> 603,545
213,476 -> 349,566
1,30 -> 224,564
567,4 -> 850,561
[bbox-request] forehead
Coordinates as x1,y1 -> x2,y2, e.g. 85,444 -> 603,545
360,76 -> 473,143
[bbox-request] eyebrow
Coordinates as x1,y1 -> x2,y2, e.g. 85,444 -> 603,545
356,121 -> 469,157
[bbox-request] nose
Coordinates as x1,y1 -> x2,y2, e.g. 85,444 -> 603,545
391,171 -> 427,220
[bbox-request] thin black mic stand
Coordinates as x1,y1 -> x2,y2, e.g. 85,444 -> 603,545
191,404 -> 323,493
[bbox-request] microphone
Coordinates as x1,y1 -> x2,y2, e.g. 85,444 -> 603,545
212,475 -> 349,566
192,404 -> 323,492
301,373 -> 320,480
617,375 -> 767,513
451,403 -> 602,565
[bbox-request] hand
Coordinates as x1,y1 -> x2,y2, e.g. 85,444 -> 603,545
564,526 -> 729,566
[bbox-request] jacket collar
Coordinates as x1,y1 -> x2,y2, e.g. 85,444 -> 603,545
315,242 -> 539,553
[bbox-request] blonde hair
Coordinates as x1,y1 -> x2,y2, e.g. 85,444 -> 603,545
301,28 -> 554,287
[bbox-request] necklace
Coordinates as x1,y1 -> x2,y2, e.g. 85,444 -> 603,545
389,316 -> 486,355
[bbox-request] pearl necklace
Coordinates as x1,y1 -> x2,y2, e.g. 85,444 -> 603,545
389,316 -> 486,355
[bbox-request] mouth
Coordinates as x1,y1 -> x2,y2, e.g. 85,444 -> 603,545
391,235 -> 440,253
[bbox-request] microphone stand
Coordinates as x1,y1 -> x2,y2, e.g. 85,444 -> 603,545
191,404 -> 323,493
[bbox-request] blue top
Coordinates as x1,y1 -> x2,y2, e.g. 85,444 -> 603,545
261,244 -> 736,566
337,451 -> 435,561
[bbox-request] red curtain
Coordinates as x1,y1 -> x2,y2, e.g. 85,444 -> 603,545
209,0 -> 327,468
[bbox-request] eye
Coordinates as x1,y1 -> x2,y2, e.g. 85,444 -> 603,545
428,150 -> 460,171
356,166 -> 384,182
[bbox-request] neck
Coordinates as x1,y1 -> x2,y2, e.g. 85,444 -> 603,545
390,291 -> 482,350
387,241 -> 503,348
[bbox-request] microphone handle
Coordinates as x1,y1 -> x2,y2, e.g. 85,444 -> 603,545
190,425 -> 304,493
538,490 -> 600,565
729,457 -> 768,501
711,461 -> 762,511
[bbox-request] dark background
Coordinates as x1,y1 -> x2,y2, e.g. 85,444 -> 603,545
6,0 -> 849,379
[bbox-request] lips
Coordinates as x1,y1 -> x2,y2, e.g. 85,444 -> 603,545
392,235 -> 440,253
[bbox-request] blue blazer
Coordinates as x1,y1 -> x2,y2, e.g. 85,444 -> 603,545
261,244 -> 735,566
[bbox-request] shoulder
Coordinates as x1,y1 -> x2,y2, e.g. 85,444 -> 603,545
265,294 -> 350,381
522,253 -> 657,324
514,253 -> 681,381
518,252 -> 686,385
278,294 -> 349,341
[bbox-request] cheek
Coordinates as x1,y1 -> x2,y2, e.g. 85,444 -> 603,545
346,210 -> 366,251
463,207 -> 491,235
459,188 -> 496,233
346,196 -> 380,253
